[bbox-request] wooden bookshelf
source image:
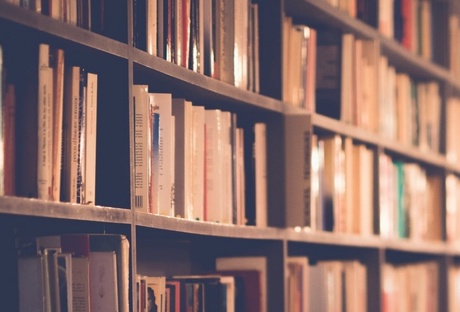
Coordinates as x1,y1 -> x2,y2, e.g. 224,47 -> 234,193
2,0 -> 460,311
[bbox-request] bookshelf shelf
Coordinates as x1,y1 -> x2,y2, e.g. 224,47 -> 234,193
133,52 -> 285,113
0,196 -> 133,224
1,0 -> 459,310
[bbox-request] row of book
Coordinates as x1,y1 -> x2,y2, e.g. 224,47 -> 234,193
320,0 -> 377,27
379,154 -> 442,241
313,28 -> 442,153
379,56 -> 441,153
16,233 -> 130,312
282,17 -> 316,110
310,133 -> 443,241
137,256 -> 267,312
136,255 -> 367,312
0,43 -> 99,203
310,134 -> 374,235
379,0 -> 433,60
382,261 -> 439,312
315,30 -> 380,133
133,0 -> 260,92
5,0 -> 126,41
132,85 -> 268,226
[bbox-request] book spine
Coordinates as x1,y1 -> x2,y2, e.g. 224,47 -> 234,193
0,45 -> 3,196
132,85 -> 150,212
51,48 -> 64,202
76,69 -> 87,204
284,114 -> 312,228
37,43 -> 53,201
254,122 -> 267,227
84,72 -> 97,205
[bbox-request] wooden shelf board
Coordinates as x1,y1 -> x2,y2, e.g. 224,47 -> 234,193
0,196 -> 132,224
0,2 -> 129,59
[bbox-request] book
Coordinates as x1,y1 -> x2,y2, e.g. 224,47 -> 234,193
215,256 -> 267,312
3,83 -> 16,196
61,233 -> 130,312
18,255 -> 47,312
37,43 -> 53,201
254,122 -> 267,227
89,251 -> 119,312
284,113 -> 313,229
190,105 -> 205,221
146,276 -> 166,312
51,48 -> 65,202
83,71 -> 97,205
0,44 -> 4,196
132,85 -> 151,212
149,93 -> 173,217
171,98 -> 193,219
62,66 -> 81,203
286,257 -> 309,312
147,0 -> 158,55
204,109 -> 223,223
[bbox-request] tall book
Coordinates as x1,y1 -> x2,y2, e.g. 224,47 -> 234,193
37,43 -> 53,200
18,255 -> 47,312
62,66 -> 81,203
172,98 -> 193,219
191,105 -> 205,221
83,71 -> 97,205
254,122 -> 267,227
3,82 -> 16,196
149,93 -> 174,217
204,109 -> 223,223
284,113 -> 313,229
132,85 -> 151,212
89,251 -> 119,312
0,45 -> 4,196
51,48 -> 65,202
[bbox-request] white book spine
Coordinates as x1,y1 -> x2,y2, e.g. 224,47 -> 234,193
171,99 -> 193,219
37,43 -> 53,200
221,111 -> 233,224
83,72 -> 97,205
204,109 -> 223,223
191,105 -> 205,221
132,85 -> 150,212
51,49 -> 64,202
254,122 -> 267,227
149,93 -> 173,216
147,0 -> 158,56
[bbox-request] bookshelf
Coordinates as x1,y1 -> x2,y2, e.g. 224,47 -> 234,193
1,0 -> 460,311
